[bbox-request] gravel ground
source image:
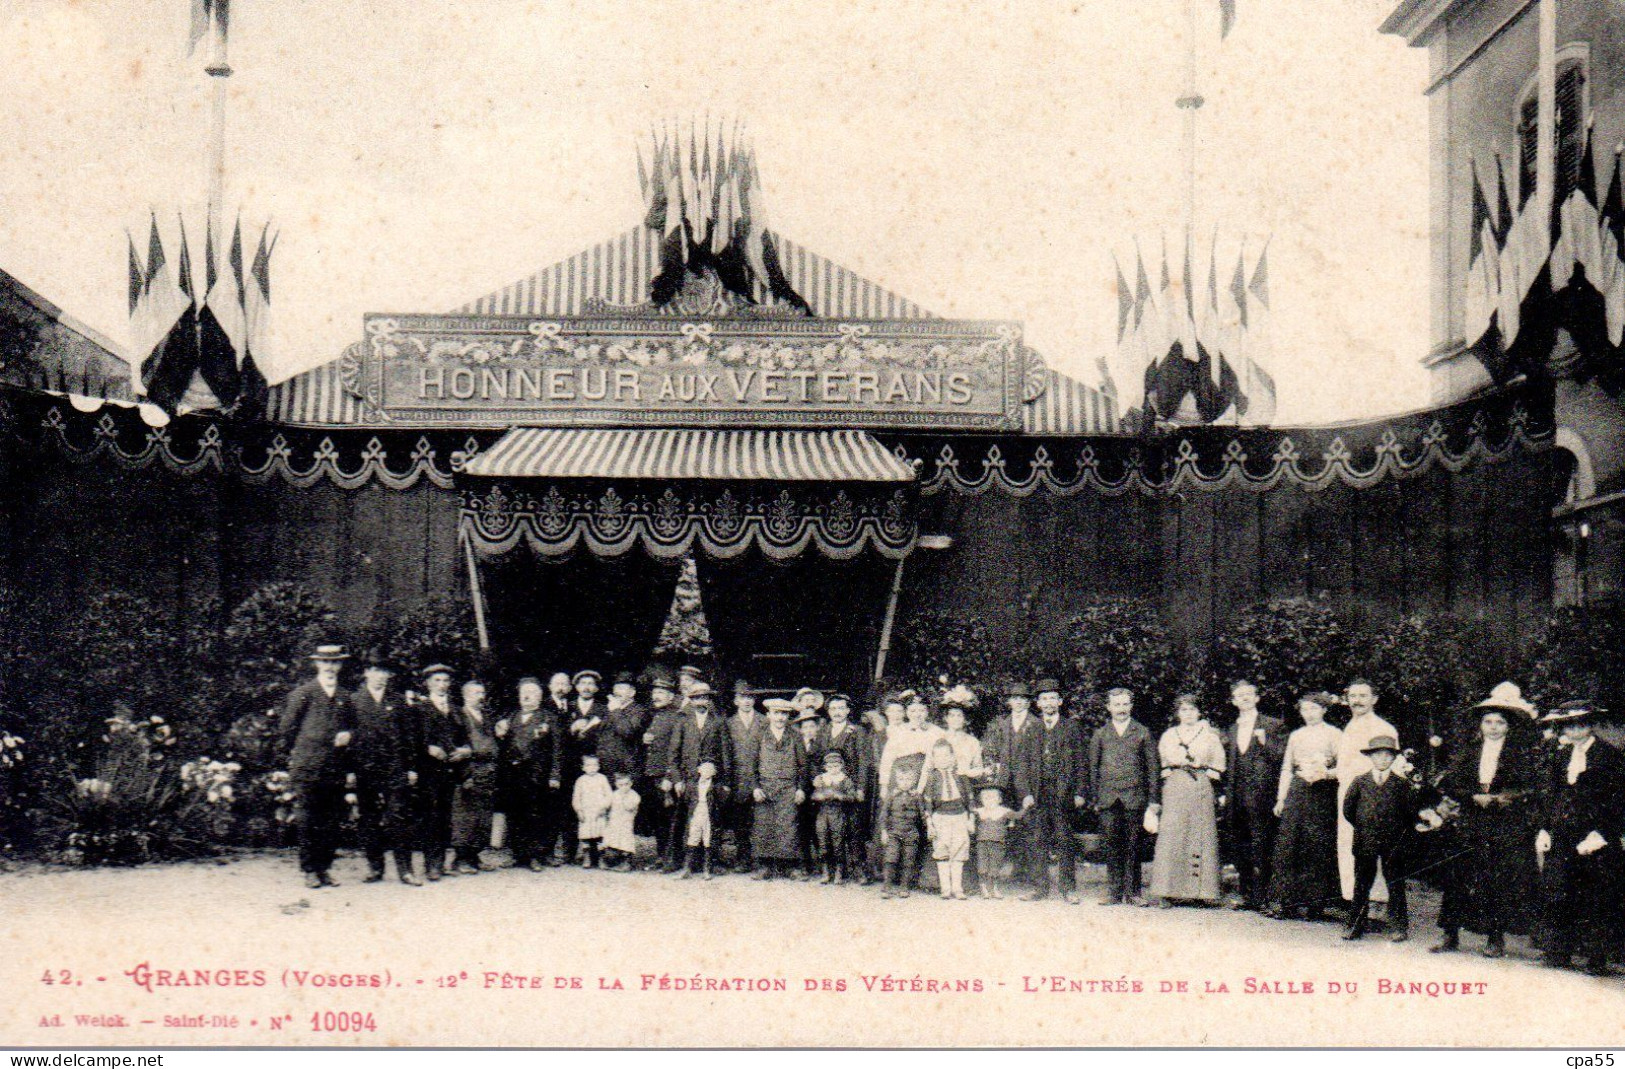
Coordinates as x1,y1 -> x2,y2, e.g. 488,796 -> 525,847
2,849 -> 1621,1047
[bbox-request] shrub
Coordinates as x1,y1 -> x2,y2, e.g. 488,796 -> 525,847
1521,601 -> 1625,715
1204,597 -> 1355,723
214,583 -> 339,732
361,594 -> 479,690
37,711 -> 234,865
654,556 -> 714,659
1357,612 -> 1498,747
1069,597 -> 1187,734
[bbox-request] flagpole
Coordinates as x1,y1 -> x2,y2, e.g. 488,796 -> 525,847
1176,0 -> 1203,240
205,8 -> 232,246
1536,0 -> 1556,217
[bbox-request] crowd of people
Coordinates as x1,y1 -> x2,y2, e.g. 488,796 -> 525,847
279,645 -> 1625,978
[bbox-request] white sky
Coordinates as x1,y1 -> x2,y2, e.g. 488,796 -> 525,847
0,0 -> 1431,423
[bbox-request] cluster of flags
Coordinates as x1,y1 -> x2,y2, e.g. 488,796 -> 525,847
126,213 -> 272,416
1464,120 -> 1625,394
638,119 -> 808,313
1103,234 -> 1276,427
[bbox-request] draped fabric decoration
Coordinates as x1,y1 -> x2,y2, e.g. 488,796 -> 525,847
478,550 -> 682,676
692,549 -> 898,690
458,481 -> 917,561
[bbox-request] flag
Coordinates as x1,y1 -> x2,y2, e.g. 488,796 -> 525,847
238,224 -> 275,416
1180,230 -> 1199,362
1114,255 -> 1133,346
1220,0 -> 1237,40
1206,230 -> 1222,384
1243,242 -> 1277,424
1554,117 -> 1601,292
1108,251 -> 1146,416
132,215 -> 193,408
1601,145 -> 1625,348
198,215 -> 247,404
141,218 -> 202,412
188,0 -> 229,55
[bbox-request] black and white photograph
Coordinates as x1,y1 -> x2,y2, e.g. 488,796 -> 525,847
1,0 -> 1624,1050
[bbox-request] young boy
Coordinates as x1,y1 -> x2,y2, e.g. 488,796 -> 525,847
677,759 -> 726,880
921,738 -> 976,900
603,772 -> 641,871
810,750 -> 860,884
571,754 -> 613,869
1341,735 -> 1415,942
879,753 -> 926,899
972,785 -> 1018,899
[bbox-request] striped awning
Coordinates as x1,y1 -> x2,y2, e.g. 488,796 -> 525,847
462,428 -> 916,482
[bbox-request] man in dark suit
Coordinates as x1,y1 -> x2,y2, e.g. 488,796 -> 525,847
1535,700 -> 1625,976
282,644 -> 357,889
497,676 -> 561,872
668,693 -> 734,812
1341,735 -> 1416,941
820,693 -> 872,882
1221,680 -> 1286,911
727,680 -> 765,873
597,671 -> 648,783
642,671 -> 685,871
982,681 -> 1044,889
1015,680 -> 1088,904
1088,687 -> 1161,906
541,672 -> 577,865
349,649 -> 419,885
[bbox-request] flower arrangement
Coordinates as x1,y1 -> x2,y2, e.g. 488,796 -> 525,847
0,730 -> 23,770
260,770 -> 298,827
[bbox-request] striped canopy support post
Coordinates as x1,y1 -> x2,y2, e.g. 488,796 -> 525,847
871,548 -> 910,684
460,525 -> 492,652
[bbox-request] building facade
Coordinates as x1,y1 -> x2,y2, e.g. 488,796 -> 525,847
1384,0 -> 1625,603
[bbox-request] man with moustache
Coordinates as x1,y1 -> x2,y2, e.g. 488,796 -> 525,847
496,676 -> 561,873
349,649 -> 420,886
983,681 -> 1043,889
1221,680 -> 1286,911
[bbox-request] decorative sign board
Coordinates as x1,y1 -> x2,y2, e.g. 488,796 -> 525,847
352,314 -> 1026,430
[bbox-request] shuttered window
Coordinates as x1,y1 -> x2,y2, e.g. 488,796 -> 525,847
1518,61 -> 1587,206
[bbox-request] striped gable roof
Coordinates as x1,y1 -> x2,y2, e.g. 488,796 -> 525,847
267,228 -> 1116,433
457,227 -> 936,320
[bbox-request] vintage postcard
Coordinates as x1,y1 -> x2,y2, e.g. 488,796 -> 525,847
2,0 -> 1624,1050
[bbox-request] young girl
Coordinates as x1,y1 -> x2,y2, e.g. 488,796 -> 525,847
571,754 -> 613,869
920,739 -> 975,900
603,772 -> 641,871
678,759 -> 726,880
972,785 -> 1018,899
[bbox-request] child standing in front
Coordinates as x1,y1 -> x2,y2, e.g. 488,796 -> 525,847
921,738 -> 975,900
603,772 -> 641,870
571,754 -> 613,869
972,785 -> 1018,899
678,759 -> 726,879
810,750 -> 860,884
879,753 -> 926,899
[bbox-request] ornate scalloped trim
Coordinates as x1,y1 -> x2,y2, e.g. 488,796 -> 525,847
911,406 -> 1551,496
459,484 -> 915,561
35,401 -> 462,489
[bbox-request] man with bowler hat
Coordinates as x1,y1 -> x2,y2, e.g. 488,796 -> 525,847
282,645 -> 357,889
1015,679 -> 1087,904
727,680 -> 764,873
983,680 -> 1043,888
350,649 -> 420,885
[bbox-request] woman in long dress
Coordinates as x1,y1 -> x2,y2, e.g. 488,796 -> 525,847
1429,698 -> 1540,957
1267,693 -> 1343,920
1149,695 -> 1227,905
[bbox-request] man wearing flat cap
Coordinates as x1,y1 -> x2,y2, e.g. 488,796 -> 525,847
349,649 -> 420,885
1534,701 -> 1625,975
641,670 -> 684,870
416,663 -> 470,881
727,680 -> 764,873
667,692 -> 734,821
282,645 -> 357,889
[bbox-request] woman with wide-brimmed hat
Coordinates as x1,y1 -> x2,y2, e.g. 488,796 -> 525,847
1427,683 -> 1541,958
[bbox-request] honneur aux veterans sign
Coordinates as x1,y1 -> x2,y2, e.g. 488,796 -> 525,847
352,314 -> 1027,429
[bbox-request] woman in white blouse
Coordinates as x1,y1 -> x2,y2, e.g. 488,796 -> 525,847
1266,692 -> 1343,921
1149,695 -> 1226,905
